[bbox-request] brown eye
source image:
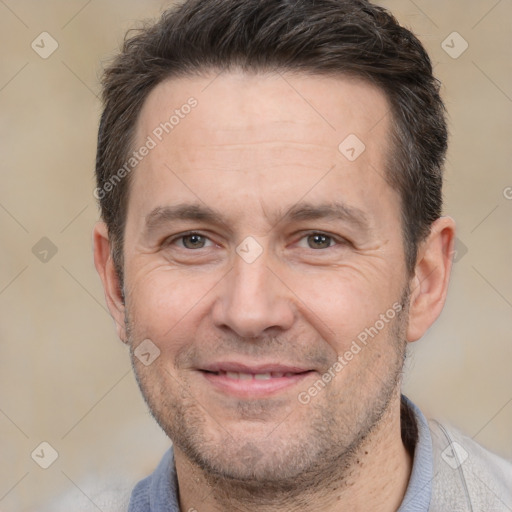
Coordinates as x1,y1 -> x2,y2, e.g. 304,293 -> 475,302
306,233 -> 334,249
181,233 -> 207,249
182,233 -> 205,249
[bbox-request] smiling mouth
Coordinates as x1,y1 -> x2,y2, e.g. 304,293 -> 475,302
199,368 -> 315,398
202,370 -> 311,380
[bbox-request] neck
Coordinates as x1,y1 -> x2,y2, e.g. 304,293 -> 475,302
175,392 -> 412,512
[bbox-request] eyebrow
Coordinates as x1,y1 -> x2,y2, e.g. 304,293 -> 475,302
143,200 -> 370,236
144,203 -> 232,235
281,201 -> 369,231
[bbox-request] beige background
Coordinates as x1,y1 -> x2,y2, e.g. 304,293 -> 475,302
0,0 -> 511,510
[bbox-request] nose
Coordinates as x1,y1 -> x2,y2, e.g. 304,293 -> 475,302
211,247 -> 295,339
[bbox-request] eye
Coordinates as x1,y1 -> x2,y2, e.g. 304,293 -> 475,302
297,232 -> 342,250
169,232 -> 214,250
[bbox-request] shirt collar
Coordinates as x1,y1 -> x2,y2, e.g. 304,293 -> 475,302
397,394 -> 434,511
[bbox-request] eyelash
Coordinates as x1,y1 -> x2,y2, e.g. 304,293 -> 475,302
165,230 -> 346,250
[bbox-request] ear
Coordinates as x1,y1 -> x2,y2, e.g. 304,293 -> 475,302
92,221 -> 127,342
406,216 -> 456,342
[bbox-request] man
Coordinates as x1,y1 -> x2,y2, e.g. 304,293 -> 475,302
92,0 -> 512,510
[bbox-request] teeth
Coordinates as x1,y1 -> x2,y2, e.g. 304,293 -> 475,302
219,371 -> 291,380
254,373 -> 272,380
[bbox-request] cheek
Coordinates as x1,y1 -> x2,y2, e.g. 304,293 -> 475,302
125,266 -> 220,341
295,266 -> 394,345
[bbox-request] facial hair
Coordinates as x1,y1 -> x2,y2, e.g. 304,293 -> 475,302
126,288 -> 410,507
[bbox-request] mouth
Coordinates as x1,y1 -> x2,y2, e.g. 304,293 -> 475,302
203,369 -> 308,380
198,363 -> 315,398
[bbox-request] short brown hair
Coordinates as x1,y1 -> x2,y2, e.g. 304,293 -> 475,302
95,0 -> 447,287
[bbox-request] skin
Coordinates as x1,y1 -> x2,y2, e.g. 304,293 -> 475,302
94,71 -> 455,511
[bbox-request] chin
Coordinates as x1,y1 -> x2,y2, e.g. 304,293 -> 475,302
174,423 -> 345,485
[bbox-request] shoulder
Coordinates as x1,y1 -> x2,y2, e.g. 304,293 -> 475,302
38,476 -> 133,512
38,448 -> 177,512
428,418 -> 512,511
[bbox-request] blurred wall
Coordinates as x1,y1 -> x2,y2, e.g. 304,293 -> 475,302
0,1 -> 510,510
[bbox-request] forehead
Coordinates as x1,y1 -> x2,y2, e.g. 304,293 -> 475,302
128,71 -> 395,227
137,70 -> 390,151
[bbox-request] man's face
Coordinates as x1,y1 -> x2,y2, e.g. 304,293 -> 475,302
122,71 -> 410,483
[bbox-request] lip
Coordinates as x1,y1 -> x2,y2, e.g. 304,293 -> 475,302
201,362 -> 311,374
198,361 -> 315,398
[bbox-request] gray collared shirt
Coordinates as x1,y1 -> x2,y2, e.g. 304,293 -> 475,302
128,394 -> 433,511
